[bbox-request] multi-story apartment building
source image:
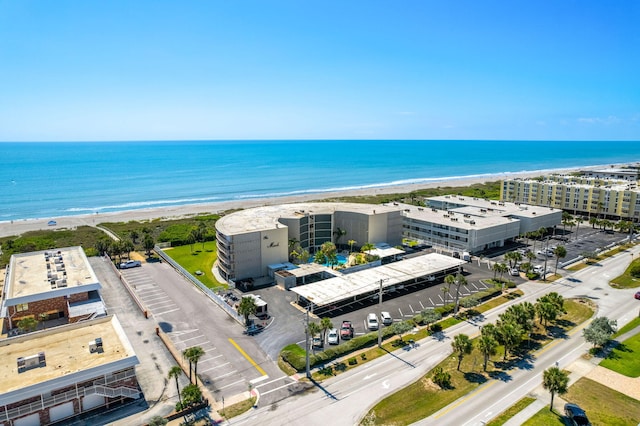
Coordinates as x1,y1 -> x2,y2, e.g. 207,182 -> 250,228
501,174 -> 640,222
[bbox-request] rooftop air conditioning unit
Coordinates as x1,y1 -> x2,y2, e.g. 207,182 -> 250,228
89,337 -> 103,353
17,352 -> 46,373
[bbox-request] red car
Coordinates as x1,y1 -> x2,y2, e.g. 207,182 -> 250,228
635,291 -> 640,300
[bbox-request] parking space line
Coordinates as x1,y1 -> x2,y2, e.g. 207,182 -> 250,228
428,297 -> 435,306
218,379 -> 246,390
229,338 -> 267,376
197,354 -> 223,363
199,362 -> 230,373
143,294 -> 171,302
180,335 -> 208,344
211,370 -> 237,381
419,300 -> 425,310
397,308 -> 403,317
408,304 -> 415,313
154,308 -> 180,315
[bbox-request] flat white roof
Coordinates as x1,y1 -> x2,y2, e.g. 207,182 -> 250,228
4,247 -> 100,304
0,315 -> 138,406
398,203 -> 515,228
426,195 -> 559,219
291,253 -> 464,306
216,202 -> 400,235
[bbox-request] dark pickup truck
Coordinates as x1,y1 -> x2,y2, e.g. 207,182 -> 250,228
340,320 -> 354,339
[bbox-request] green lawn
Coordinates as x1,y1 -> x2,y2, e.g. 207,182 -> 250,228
163,243 -> 224,289
600,331 -> 640,377
564,377 -> 640,425
614,317 -> 640,338
610,257 -> 640,289
522,406 -> 565,426
486,396 -> 536,426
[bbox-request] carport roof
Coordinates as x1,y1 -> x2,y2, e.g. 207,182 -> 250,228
290,253 -> 464,307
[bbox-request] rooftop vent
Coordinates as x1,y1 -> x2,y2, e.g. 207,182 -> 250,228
89,337 -> 104,353
17,352 -> 46,373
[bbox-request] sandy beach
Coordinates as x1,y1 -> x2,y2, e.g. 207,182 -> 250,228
0,166 -> 616,239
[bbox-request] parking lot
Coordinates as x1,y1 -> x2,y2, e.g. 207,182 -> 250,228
94,260 -> 297,404
249,256 -> 520,356
490,227 -> 632,270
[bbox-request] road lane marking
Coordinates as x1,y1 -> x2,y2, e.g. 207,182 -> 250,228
229,338 -> 267,376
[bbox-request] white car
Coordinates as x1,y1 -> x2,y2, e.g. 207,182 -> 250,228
327,328 -> 339,345
509,268 -> 520,276
367,313 -> 379,330
120,260 -> 141,269
380,311 -> 393,326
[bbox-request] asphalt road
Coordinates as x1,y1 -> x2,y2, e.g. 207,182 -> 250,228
228,245 -> 640,426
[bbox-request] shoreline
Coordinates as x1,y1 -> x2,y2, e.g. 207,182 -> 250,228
0,164 -> 627,239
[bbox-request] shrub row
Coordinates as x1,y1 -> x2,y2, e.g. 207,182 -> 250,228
281,328 -> 398,372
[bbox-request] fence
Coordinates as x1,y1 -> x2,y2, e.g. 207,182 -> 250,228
154,246 -> 244,325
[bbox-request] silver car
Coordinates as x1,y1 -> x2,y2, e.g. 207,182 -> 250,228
327,328 -> 339,345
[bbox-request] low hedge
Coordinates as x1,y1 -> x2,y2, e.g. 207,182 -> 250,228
281,328 -> 398,372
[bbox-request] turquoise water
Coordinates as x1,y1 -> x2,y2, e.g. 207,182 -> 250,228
0,140 -> 638,221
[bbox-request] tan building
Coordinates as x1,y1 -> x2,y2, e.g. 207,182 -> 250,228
1,247 -> 106,333
0,316 -> 140,426
407,196 -> 561,253
215,202 -> 403,282
500,175 -> 640,222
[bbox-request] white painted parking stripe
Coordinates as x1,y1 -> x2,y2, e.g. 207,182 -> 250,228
429,297 -> 435,305
144,295 -> 171,302
409,304 -> 415,313
211,370 -> 237,381
419,300 -> 425,309
398,308 -> 403,317
154,308 -> 181,315
180,335 -> 207,344
218,379 -> 246,390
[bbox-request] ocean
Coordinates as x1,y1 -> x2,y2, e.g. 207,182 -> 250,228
1,140 -> 638,222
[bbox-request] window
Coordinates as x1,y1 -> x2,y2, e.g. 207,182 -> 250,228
16,303 -> 28,312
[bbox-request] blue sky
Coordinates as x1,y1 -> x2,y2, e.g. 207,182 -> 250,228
0,1 -> 638,141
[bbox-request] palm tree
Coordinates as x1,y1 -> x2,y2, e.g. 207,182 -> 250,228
452,273 -> 468,315
553,246 -> 567,274
477,334 -> 497,371
143,234 -> 155,257
122,240 -> 134,259
496,319 -> 522,360
320,317 -> 333,341
168,366 -> 183,406
347,239 -> 357,254
361,242 -> 375,260
542,366 -> 569,411
130,230 -> 139,244
574,216 -> 584,240
333,227 -> 347,249
443,274 -> 456,306
451,334 -> 472,371
187,231 -> 197,253
183,346 -> 205,385
308,322 -> 321,348
238,296 -> 258,326
182,348 -> 194,383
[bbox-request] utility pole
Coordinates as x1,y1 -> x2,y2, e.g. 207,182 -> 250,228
305,306 -> 310,378
377,278 -> 388,348
543,236 -> 550,281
